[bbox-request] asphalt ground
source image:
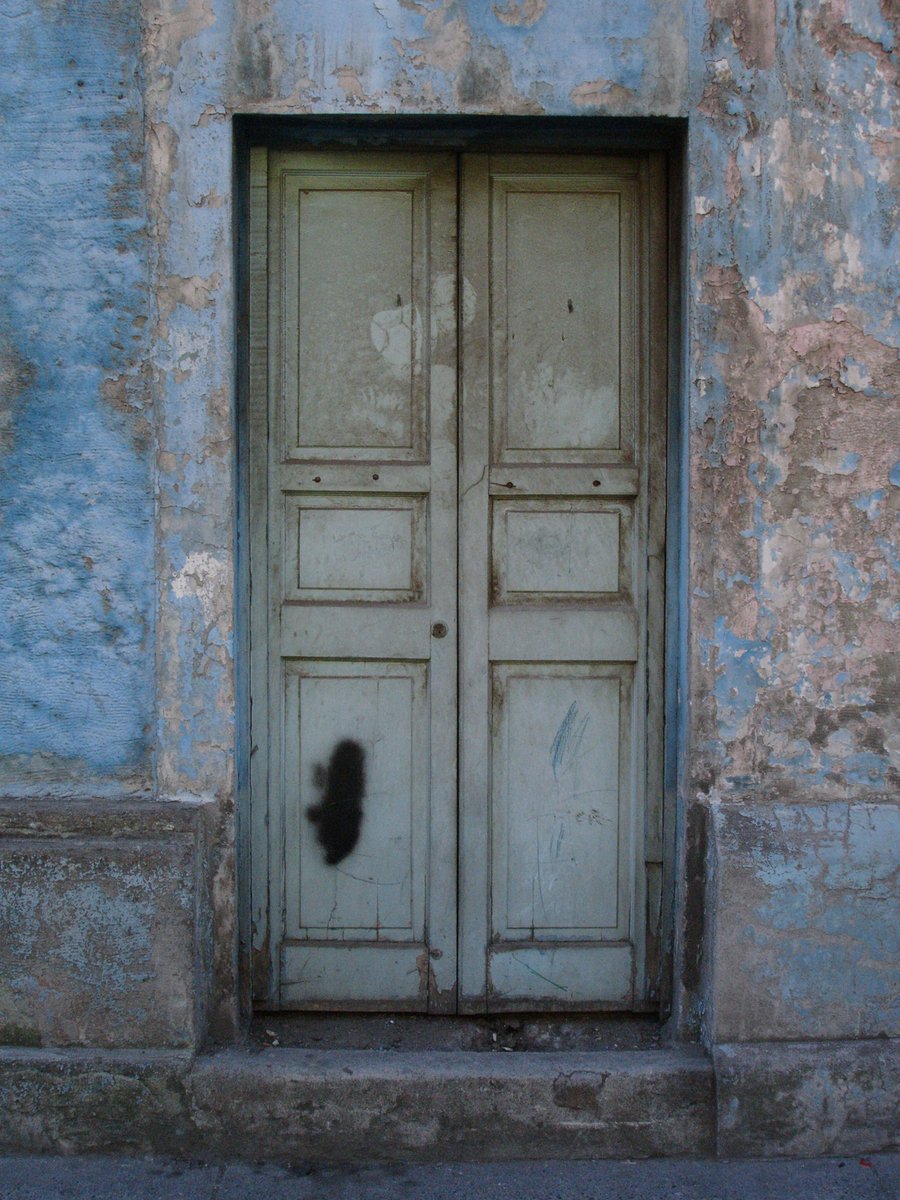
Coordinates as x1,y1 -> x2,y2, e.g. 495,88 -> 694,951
0,1153 -> 897,1200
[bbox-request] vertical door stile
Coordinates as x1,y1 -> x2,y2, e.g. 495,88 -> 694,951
248,146 -> 272,1002
423,153 -> 460,1012
264,145 -> 288,1008
642,151 -> 669,1006
458,155 -> 492,1006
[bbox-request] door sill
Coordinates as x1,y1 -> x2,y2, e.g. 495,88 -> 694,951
249,1011 -> 662,1053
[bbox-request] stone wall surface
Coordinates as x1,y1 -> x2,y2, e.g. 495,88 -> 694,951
0,800 -> 211,1049
0,0 -> 897,1067
709,799 -> 899,1042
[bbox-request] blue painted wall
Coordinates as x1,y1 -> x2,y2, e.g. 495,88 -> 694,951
3,1 -> 891,799
689,0 -> 899,798
0,0 -> 152,786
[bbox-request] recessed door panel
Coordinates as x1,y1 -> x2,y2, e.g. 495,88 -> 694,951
284,493 -> 427,603
284,662 -> 426,938
505,191 -> 620,452
492,665 -> 627,938
491,497 -> 631,603
491,168 -> 636,466
283,173 -> 429,460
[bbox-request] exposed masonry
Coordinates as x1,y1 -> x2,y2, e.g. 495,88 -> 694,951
0,0 -> 897,1078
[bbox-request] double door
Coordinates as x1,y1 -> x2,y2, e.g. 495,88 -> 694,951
249,148 -> 667,1012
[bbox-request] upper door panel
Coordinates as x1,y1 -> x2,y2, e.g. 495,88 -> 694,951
489,158 -> 637,467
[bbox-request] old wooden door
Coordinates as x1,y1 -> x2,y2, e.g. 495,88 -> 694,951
249,147 -> 666,1013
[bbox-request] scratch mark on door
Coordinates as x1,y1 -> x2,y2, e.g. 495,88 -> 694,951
511,953 -> 569,992
550,702 -> 590,780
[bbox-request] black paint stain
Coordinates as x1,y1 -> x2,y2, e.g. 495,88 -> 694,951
306,739 -> 366,865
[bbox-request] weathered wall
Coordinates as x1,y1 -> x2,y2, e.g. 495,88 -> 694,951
0,0 -> 153,792
0,799 -> 212,1049
1,0 -> 897,1056
690,0 -> 898,799
685,0 -> 899,1037
709,801 -> 899,1042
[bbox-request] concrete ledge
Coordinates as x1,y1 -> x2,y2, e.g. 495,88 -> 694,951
190,1047 -> 715,1161
714,1039 -> 900,1157
5,1041 -> 895,1161
0,1049 -> 194,1156
0,1046 -> 714,1161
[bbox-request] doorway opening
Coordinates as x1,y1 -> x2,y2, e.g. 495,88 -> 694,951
237,120 -> 681,1018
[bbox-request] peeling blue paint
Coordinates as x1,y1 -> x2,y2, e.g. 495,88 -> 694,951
853,489 -> 887,520
0,0 -> 896,1057
705,617 -> 768,744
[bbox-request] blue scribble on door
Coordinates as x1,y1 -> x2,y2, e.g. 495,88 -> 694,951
549,701 -> 590,781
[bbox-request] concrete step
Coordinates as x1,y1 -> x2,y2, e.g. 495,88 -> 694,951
0,1045 -> 715,1162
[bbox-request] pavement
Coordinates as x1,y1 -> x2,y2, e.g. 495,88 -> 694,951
0,1153 -> 897,1200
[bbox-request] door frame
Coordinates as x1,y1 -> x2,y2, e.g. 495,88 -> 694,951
233,116 -> 687,1020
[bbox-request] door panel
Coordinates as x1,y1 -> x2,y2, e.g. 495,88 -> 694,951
250,147 -> 666,1013
493,666 -> 628,935
284,663 -> 425,937
489,166 -> 635,464
251,150 -> 458,1011
284,493 -> 427,603
491,498 -> 631,603
458,154 -> 662,1010
284,175 -> 429,459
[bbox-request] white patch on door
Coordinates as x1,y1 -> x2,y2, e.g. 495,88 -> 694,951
370,303 -> 422,372
431,272 -> 477,339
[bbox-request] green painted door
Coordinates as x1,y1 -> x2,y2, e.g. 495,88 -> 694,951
249,148 -> 666,1013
